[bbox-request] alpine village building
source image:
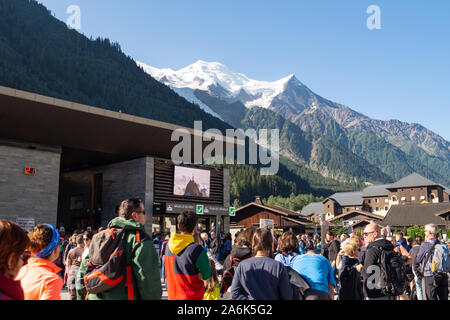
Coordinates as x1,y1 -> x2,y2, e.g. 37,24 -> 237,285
298,173 -> 450,234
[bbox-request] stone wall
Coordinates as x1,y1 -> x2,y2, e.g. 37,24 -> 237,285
0,144 -> 61,226
58,157 -> 154,235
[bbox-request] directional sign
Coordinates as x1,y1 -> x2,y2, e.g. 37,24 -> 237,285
196,204 -> 204,215
229,207 -> 236,217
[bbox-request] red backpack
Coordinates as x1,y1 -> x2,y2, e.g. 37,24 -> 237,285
84,228 -> 140,299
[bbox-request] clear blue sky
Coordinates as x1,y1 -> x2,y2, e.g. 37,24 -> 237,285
38,0 -> 450,141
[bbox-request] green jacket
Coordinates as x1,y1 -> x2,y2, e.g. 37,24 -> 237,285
76,217 -> 162,300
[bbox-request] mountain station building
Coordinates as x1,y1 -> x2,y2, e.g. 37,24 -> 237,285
0,86 -> 237,236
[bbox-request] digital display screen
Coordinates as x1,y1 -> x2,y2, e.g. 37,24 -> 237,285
25,167 -> 37,175
173,166 -> 210,198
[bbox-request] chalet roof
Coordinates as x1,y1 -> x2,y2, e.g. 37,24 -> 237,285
282,216 -> 313,226
362,184 -> 390,197
381,202 -> 450,227
328,210 -> 384,223
386,173 -> 441,190
300,202 -> 324,217
235,201 -> 311,224
325,191 -> 363,207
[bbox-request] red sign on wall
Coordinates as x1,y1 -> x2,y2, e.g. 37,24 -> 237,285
24,167 -> 37,175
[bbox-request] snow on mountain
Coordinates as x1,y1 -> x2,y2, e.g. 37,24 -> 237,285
137,60 -> 296,110
137,60 -> 449,161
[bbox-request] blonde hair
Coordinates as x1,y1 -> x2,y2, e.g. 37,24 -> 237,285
204,258 -> 218,292
342,236 -> 362,258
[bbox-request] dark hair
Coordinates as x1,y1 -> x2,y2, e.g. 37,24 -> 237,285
235,227 -> 256,247
118,198 -> 143,219
278,231 -> 299,255
0,220 -> 30,275
305,241 -> 317,252
326,231 -> 334,237
83,230 -> 94,241
177,211 -> 196,234
414,236 -> 423,246
252,228 -> 273,256
76,234 -> 84,245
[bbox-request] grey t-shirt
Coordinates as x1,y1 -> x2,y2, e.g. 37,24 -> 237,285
230,256 -> 293,300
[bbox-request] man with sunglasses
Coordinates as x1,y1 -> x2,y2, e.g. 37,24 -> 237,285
77,198 -> 161,300
360,223 -> 396,300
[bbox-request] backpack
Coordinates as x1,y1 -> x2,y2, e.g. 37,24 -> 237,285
338,264 -> 364,300
83,228 -> 136,297
418,242 -> 450,278
286,266 -> 310,300
220,255 -> 241,295
376,245 -> 408,297
431,243 -> 450,273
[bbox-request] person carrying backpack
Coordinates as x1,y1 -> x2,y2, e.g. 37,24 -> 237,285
415,224 -> 449,300
361,223 -> 408,300
220,227 -> 255,299
336,236 -> 364,300
76,198 -> 162,300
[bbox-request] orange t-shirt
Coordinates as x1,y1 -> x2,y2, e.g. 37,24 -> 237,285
16,257 -> 63,300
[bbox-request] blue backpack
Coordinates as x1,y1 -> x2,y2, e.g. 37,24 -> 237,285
431,243 -> 450,273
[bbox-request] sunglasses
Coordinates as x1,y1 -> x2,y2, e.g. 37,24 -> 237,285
363,231 -> 374,237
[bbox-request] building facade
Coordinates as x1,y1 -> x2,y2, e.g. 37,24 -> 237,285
0,86 -> 234,235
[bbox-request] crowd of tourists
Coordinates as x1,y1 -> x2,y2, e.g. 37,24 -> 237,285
1,198 -> 449,301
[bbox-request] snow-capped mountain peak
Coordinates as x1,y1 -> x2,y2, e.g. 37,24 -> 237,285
137,60 -> 449,162
137,60 -> 297,109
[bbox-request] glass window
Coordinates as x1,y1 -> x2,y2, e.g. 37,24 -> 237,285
152,216 -> 162,234
197,217 -> 209,232
164,216 -> 177,235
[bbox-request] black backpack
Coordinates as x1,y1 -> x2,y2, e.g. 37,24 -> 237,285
338,264 -> 364,300
286,266 -> 311,300
220,255 -> 241,295
376,245 -> 408,297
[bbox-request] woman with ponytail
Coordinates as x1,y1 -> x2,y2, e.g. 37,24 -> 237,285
16,224 -> 63,300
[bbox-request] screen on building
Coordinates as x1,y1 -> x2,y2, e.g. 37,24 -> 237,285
173,166 -> 210,198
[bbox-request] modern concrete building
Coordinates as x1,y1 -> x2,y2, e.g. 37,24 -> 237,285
0,86 -> 237,236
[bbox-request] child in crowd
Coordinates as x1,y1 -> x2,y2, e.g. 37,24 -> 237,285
203,258 -> 220,300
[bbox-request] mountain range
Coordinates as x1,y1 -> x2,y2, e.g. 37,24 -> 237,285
0,0 -> 448,206
1,0 -> 368,207
139,60 -> 450,186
